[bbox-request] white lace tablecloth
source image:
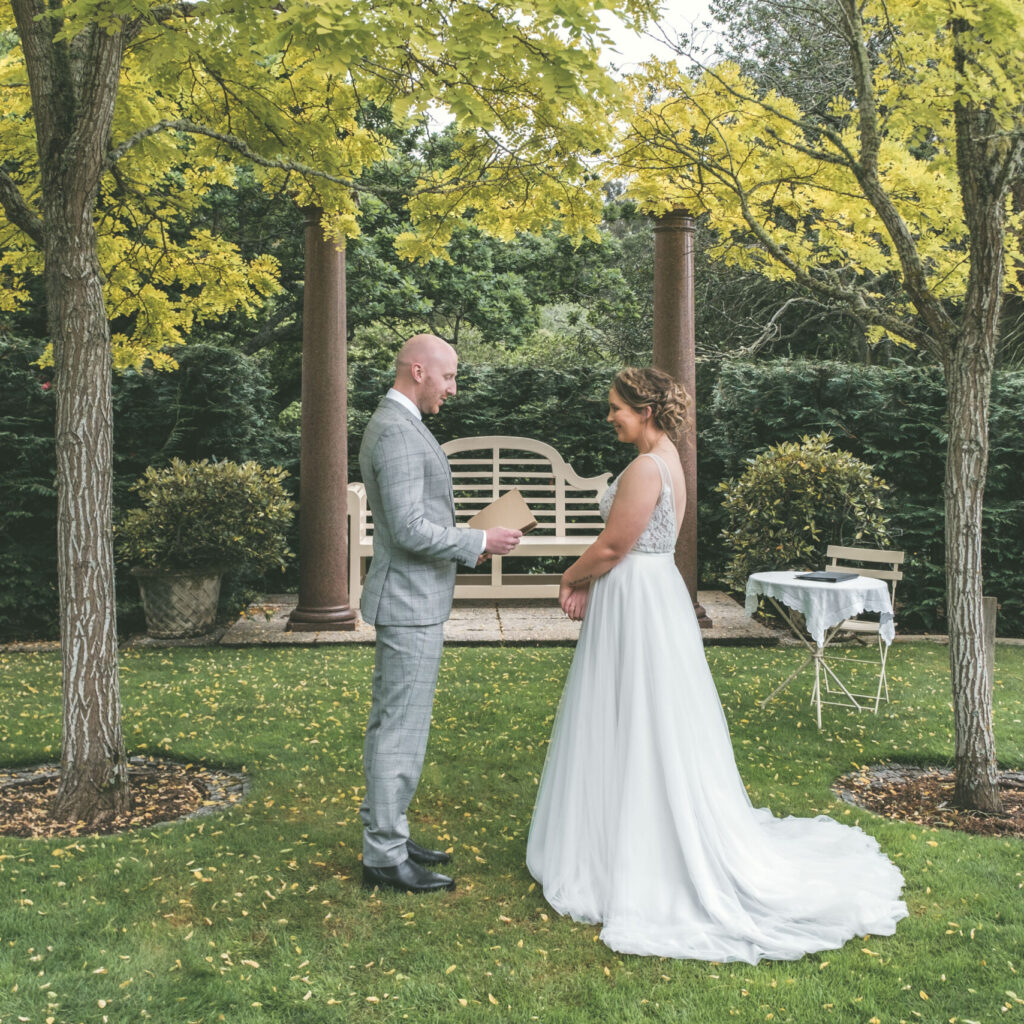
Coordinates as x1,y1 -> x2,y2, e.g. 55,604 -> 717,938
745,570 -> 895,648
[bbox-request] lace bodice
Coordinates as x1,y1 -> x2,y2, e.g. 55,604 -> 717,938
598,452 -> 677,553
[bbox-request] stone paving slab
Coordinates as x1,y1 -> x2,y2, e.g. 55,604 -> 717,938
7,616 -> 1021,653
218,590 -> 781,647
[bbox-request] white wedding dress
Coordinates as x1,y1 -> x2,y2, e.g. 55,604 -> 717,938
526,453 -> 907,963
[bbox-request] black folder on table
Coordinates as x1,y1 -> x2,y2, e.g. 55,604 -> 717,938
795,571 -> 859,583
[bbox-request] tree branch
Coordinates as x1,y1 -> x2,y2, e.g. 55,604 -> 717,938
104,118 -> 360,189
664,42 -> 861,169
735,295 -> 819,356
10,0 -> 58,152
730,174 -> 937,351
0,169 -> 44,245
68,22 -> 126,190
836,0 -> 955,342
124,2 -> 195,42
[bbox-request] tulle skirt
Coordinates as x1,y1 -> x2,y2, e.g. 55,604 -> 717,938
526,552 -> 907,963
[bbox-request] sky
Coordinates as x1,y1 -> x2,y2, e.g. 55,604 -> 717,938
597,0 -> 717,75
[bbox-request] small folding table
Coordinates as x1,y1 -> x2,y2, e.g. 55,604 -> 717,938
745,570 -> 895,728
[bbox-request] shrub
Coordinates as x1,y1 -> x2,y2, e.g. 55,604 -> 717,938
116,459 -> 295,574
717,432 -> 891,590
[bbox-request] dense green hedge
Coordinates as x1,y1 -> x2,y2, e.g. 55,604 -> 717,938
0,337 -> 293,640
701,361 -> 1024,635
3,346 -> 1022,639
0,336 -> 59,638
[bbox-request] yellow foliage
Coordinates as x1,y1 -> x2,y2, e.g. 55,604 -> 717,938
613,0 -> 1024,346
1,0 -> 648,367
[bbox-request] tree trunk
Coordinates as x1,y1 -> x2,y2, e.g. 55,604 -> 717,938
944,337 -> 1001,811
48,210 -> 130,824
943,16 -> 1021,812
11,0 -> 132,823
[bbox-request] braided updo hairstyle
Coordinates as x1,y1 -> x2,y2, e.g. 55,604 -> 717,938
611,367 -> 690,436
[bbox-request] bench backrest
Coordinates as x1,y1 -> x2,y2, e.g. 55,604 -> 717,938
441,435 -> 611,537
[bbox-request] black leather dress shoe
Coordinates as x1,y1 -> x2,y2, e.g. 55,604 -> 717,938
362,858 -> 455,894
407,838 -> 451,866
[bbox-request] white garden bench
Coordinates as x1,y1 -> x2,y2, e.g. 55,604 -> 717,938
347,435 -> 611,603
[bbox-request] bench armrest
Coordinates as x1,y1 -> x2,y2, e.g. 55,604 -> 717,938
347,482 -> 369,538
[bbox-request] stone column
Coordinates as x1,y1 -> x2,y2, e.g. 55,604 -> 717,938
652,210 -> 712,627
287,208 -> 357,631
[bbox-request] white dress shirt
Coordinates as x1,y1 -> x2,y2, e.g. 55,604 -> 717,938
386,387 -> 421,420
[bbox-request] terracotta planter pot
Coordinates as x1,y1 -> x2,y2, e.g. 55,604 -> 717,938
131,568 -> 222,638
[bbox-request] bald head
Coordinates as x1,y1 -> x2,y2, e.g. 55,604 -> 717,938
396,334 -> 454,376
393,333 -> 459,415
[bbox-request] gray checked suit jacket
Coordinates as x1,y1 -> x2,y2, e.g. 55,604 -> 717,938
358,398 -> 483,626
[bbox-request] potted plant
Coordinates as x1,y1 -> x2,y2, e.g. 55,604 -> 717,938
117,458 -> 295,638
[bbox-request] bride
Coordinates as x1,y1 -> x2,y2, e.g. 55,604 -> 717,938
526,367 -> 907,963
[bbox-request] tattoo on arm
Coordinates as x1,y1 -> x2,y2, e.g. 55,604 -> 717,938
567,574 -> 593,588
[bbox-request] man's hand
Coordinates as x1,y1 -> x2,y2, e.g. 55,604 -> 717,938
483,527 -> 522,555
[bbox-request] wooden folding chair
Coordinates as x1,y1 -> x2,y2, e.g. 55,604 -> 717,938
820,544 -> 905,708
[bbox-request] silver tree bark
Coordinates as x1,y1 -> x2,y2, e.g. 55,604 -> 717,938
11,0 -> 130,822
944,340 -> 999,809
944,16 -> 1017,810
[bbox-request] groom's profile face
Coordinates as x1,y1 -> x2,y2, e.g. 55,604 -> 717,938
417,345 -> 459,416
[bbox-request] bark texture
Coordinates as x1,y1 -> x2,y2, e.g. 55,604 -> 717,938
944,340 -> 999,810
11,0 -> 130,823
943,16 -> 1021,811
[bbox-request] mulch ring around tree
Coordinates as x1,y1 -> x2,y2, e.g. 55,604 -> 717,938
0,757 -> 248,839
833,763 -> 1024,839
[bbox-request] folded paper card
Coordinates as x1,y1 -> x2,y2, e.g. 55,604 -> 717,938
467,488 -> 538,534
795,571 -> 859,583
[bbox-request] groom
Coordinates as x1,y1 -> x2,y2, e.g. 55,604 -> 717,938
358,333 -> 522,894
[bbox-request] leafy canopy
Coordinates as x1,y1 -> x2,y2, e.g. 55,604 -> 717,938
0,0 -> 656,369
613,0 -> 1024,349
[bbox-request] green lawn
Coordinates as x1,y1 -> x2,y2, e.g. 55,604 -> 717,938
0,641 -> 1022,1024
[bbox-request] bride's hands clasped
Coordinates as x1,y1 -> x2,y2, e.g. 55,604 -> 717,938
559,579 -> 589,621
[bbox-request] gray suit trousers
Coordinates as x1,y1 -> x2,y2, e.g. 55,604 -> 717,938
360,622 -> 445,867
